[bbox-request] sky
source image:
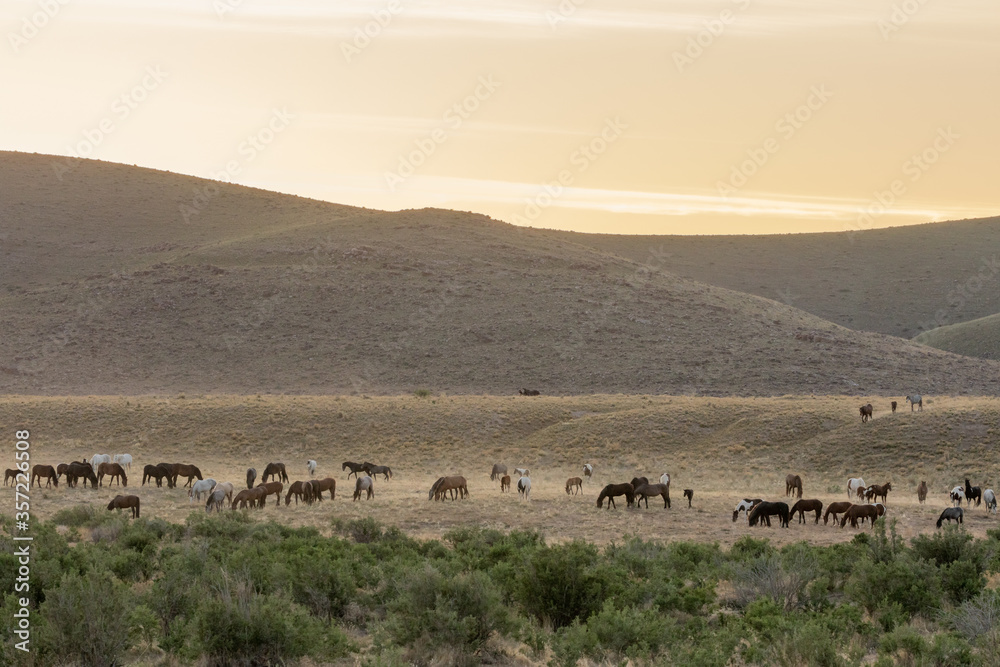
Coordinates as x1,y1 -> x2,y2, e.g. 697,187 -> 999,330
2,0 -> 998,234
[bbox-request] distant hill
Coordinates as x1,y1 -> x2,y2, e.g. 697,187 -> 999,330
914,313 -> 1000,360
1,151 -> 998,396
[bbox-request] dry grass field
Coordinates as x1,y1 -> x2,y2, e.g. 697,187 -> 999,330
7,393 -> 1000,548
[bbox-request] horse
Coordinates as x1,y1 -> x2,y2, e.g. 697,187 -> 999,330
30,464 -> 58,488
785,474 -> 803,499
823,502 -> 853,525
231,487 -> 266,510
256,481 -> 284,507
891,401 -> 897,413
490,463 -> 507,481
365,464 -> 392,481
308,480 -> 322,503
965,479 -> 982,507
307,460 -> 317,476
917,481 -> 928,504
630,477 -> 649,490
313,477 -> 336,501
748,501 -> 790,528
984,489 -> 997,514
215,481 -> 235,503
4,468 -> 18,486
732,499 -> 763,522
342,461 -> 366,479
55,463 -> 70,482
90,454 -> 111,471
937,507 -> 964,528
566,477 -> 583,495
518,388 -> 540,396
500,475 -> 511,493
65,462 -> 98,488
107,495 -> 140,518
790,499 -> 823,524
429,476 -> 467,501
868,503 -> 887,522
906,394 -> 923,411
171,464 -> 203,488
840,504 -> 879,529
865,482 -> 891,503
847,478 -> 866,500
634,483 -> 670,509
684,489 -> 694,507
285,481 -> 312,505
142,464 -> 173,488
583,464 -> 593,479
246,468 -> 257,489
951,486 -> 966,506
518,476 -> 531,500
261,462 -> 288,484
596,483 -> 634,509
155,463 -> 178,486
97,462 -> 128,487
859,404 -> 873,423
205,487 -> 228,513
113,454 -> 132,470
189,479 -> 217,503
353,475 -> 374,501
660,473 -> 671,486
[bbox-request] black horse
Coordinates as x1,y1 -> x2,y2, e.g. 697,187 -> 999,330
965,479 -> 982,507
748,501 -> 790,528
342,461 -> 366,479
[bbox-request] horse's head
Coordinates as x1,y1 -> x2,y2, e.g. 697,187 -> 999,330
732,509 -> 740,522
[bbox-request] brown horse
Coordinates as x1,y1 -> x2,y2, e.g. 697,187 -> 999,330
859,404 -> 873,423
840,504 -> 879,528
342,461 -> 366,479
633,483 -> 670,509
30,464 -> 58,488
65,462 -> 98,488
255,481 -> 284,507
4,468 -> 19,486
170,463 -> 203,488
790,499 -> 823,524
232,487 -> 266,509
354,476 -> 375,501
107,495 -> 140,518
500,475 -> 511,493
785,474 -> 803,499
823,501 -> 853,525
865,482 -> 891,503
596,483 -> 634,509
630,477 -> 649,490
97,462 -> 128,487
307,480 -> 322,503
566,477 -> 583,495
891,400 -> 897,413
285,481 -> 312,506
261,462 -> 288,484
684,489 -> 694,507
313,477 -> 336,501
748,501 -> 790,528
490,463 -> 507,481
429,476 -> 467,501
917,481 -> 928,504
142,464 -> 174,488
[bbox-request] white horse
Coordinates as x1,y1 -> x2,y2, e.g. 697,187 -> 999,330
514,467 -> 529,478
906,394 -> 923,411
189,478 -> 217,503
951,486 -> 966,506
307,460 -> 317,476
984,489 -> 997,514
214,481 -> 235,503
517,476 -> 531,500
113,454 -> 132,470
205,487 -> 227,513
91,454 -> 111,471
732,498 -> 761,523
847,477 -> 866,500
583,464 -> 593,479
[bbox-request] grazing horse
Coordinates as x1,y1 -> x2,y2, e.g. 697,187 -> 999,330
142,464 -> 173,488
732,499 -> 763,522
113,454 -> 133,470
500,475 -> 511,493
4,468 -> 18,486
246,468 -> 257,489
429,476 -> 468,501
566,477 -> 583,495
30,464 -> 58,488
342,461 -> 366,479
171,464 -> 203,488
906,394 -> 923,411
189,479 -> 217,503
847,478 -> 866,500
107,495 -> 140,518
256,481 -> 284,507
313,477 -> 336,501
841,504 -> 879,528
205,487 -> 228,513
917,481 -> 928,504
790,499 -> 823,524
518,388 -> 540,396
66,462 -> 98,488
285,481 -> 312,505
353,475 -> 374,501
490,463 -> 507,481
937,507 -> 964,528
307,460 -> 317,476
596,483 -> 634,509
965,479 -> 982,507
518,476 -> 531,500
232,487 -> 266,509
891,401 -> 897,413
684,489 -> 694,507
308,480 -> 322,503
951,486 -> 966,506
865,482 -> 891,503
55,463 -> 70,482
365,464 -> 392,481
583,464 -> 593,479
261,462 -> 288,484
984,489 -> 997,514
214,482 -> 235,503
97,462 -> 128,487
823,502 -> 853,525
785,474 -> 803,499
859,404 -> 873,423
748,501 -> 790,528
634,483 -> 671,509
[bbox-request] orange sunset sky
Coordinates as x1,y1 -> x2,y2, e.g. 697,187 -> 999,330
2,0 -> 997,234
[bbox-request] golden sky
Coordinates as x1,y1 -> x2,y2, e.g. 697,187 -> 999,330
2,0 -> 998,234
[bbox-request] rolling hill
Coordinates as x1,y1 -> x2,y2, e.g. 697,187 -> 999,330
914,313 -> 1000,360
1,150 -> 999,396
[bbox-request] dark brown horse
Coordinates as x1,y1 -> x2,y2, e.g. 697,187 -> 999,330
630,477 -> 649,490
597,483 -> 634,509
841,504 -> 879,528
859,404 -> 873,423
142,464 -> 173,488
307,480 -> 322,503
232,487 -> 266,509
865,482 -> 891,504
363,462 -> 392,481
97,462 -> 128,487
261,462 -> 288,484
633,483 -> 670,509
965,479 -> 982,507
30,464 -> 58,488
500,475 -> 511,493
170,463 -> 203,488
255,481 -> 284,507
823,501 -> 853,525
285,481 -> 312,506
790,499 -> 823,524
565,477 -> 583,495
4,468 -> 19,486
354,475 -> 375,501
107,495 -> 140,518
684,489 -> 694,507
785,474 -> 803,499
342,461 -> 366,479
917,481 -> 928,504
65,462 -> 98,488
748,501 -> 790,528
429,475 -> 467,501
891,400 -> 897,413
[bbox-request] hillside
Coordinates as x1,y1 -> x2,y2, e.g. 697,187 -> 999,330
914,313 -> 1000,360
1,151 -> 999,396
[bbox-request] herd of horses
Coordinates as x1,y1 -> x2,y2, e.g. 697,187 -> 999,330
859,395 -> 922,422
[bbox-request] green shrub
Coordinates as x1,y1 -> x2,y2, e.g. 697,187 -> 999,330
846,555 -> 942,619
729,535 -> 776,562
550,601 -> 673,665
